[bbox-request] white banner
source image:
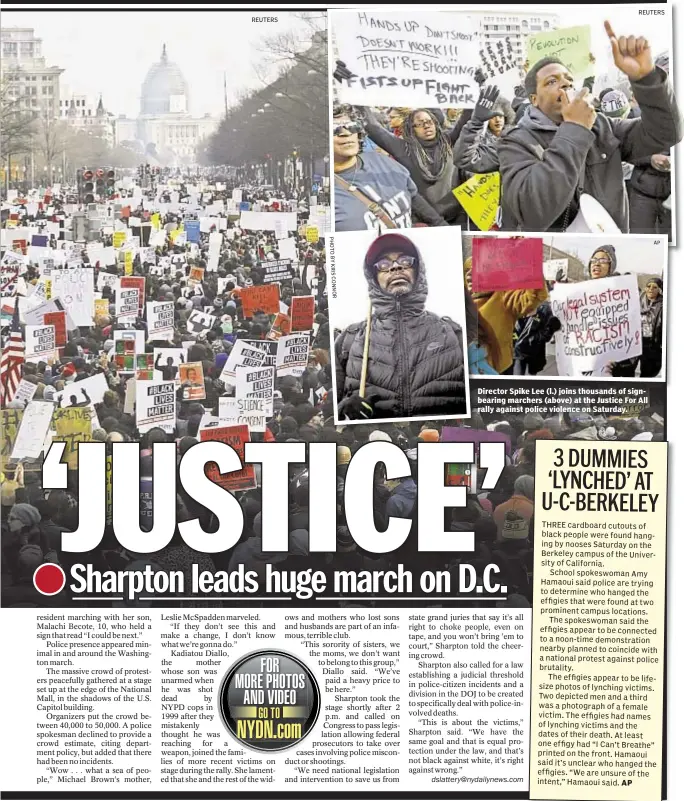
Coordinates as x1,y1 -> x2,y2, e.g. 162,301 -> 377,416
51,266 -> 94,326
10,400 -> 54,460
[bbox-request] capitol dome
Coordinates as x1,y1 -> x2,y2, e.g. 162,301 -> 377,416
140,44 -> 190,116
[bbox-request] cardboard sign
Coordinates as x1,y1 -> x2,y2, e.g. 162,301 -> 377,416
179,361 -> 206,401
471,236 -> 545,293
11,379 -> 38,407
51,266 -> 94,326
112,230 -> 127,248
290,295 -> 315,332
453,172 -> 500,231
11,401 -> 54,460
147,301 -> 175,342
186,309 -> 216,336
276,333 -> 309,377
53,407 -> 93,470
43,310 -> 67,348
25,324 -> 56,362
526,25 -> 592,79
236,365 -> 275,416
241,284 -> 280,318
261,258 -> 294,284
306,226 -> 319,243
241,339 -> 278,368
219,397 -> 267,433
550,274 -> 642,377
120,275 -> 145,311
267,312 -> 291,340
94,298 -> 110,320
136,380 -> 176,433
199,424 -> 256,492
332,9 -> 480,108
219,340 -> 268,386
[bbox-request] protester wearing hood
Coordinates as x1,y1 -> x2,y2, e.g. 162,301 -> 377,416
335,234 -> 466,420
498,22 -> 682,233
638,278 -> 664,377
454,86 -> 513,178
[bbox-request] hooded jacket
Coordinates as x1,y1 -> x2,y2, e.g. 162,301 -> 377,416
498,68 -> 682,232
335,237 -> 466,418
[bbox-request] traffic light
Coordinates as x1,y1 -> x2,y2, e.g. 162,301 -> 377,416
105,169 -> 115,196
95,167 -> 105,198
82,169 -> 95,204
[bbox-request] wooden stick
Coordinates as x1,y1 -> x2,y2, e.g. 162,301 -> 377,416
359,297 -> 372,397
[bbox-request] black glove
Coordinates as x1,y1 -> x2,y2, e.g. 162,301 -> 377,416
473,85 -> 501,122
474,67 -> 488,87
333,60 -> 354,83
338,392 -> 376,420
548,316 -> 562,335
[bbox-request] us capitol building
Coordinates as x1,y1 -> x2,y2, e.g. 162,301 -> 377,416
114,45 -> 218,165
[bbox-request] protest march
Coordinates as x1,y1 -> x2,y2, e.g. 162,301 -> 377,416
331,7 -> 681,239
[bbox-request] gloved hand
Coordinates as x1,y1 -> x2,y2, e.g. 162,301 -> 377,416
333,60 -> 355,83
473,85 -> 501,122
548,316 -> 562,335
338,392 -> 377,420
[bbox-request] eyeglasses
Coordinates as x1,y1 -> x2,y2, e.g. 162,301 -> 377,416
413,119 -> 435,130
590,258 -> 612,265
333,122 -> 363,136
374,255 -> 416,274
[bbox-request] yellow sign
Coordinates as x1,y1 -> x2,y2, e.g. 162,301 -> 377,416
453,172 -> 500,231
151,213 -> 161,231
94,298 -> 109,320
306,226 -> 319,243
124,251 -> 133,276
0,409 -> 22,474
113,230 -> 127,248
53,407 -> 93,471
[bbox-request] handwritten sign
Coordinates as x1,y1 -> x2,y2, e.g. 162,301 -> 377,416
453,172 -> 500,231
199,424 -> 256,492
241,284 -> 280,318
218,398 -> 267,433
543,258 -> 569,282
51,266 -> 94,326
53,407 -> 93,471
550,274 -> 642,377
471,236 -> 545,293
290,295 -> 315,332
332,9 -> 481,108
526,25 -> 592,79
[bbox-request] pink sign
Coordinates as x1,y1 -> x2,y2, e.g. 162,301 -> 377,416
471,237 -> 545,293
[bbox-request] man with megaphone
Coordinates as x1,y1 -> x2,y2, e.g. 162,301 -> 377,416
498,20 -> 682,233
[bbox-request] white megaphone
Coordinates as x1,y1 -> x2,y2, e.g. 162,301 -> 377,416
565,193 -> 622,234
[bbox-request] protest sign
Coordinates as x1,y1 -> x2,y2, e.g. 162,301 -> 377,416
124,251 -> 133,275
267,312 -> 291,340
25,325 -> 56,363
543,258 -> 569,282
115,286 -> 140,320
10,401 -> 54,460
441,426 -> 512,457
54,373 -> 108,410
526,25 -> 592,78
290,295 -> 316,332
185,220 -> 201,243
241,284 -> 280,318
471,236 -> 545,293
199,424 -> 256,492
0,409 -> 22,473
232,189 -> 243,204
179,361 -> 206,401
135,354 -> 155,380
153,348 -> 185,382
218,398 -> 267,433
186,309 -> 216,336
136,380 -> 176,433
551,274 -> 642,377
53,407 -> 93,471
276,237 -> 297,262
10,379 -> 37,407
94,298 -> 110,320
261,259 -> 294,284
120,275 -> 145,311
241,339 -> 278,368
236,365 -> 275,416
453,172 -> 500,231
219,340 -> 267,385
306,226 -> 319,243
189,266 -> 205,284
112,230 -> 127,248
239,211 -> 297,232
43,310 -> 67,348
332,9 -> 480,107
51,266 -> 94,326
1,252 -> 23,295
97,271 -> 118,292
208,231 -> 222,271
276,333 -> 309,376
146,301 -> 175,341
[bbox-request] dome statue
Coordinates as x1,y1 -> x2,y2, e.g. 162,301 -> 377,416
140,44 -> 190,116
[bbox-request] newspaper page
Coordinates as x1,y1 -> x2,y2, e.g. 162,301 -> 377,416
0,4 -> 679,801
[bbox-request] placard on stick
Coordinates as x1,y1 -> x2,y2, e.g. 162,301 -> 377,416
241,284 -> 280,318
290,295 -> 315,332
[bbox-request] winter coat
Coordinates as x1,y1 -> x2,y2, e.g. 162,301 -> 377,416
335,250 -> 466,418
640,292 -> 663,346
498,67 -> 682,232
386,478 -> 418,519
453,118 -> 510,175
513,301 -> 561,372
630,151 -> 671,200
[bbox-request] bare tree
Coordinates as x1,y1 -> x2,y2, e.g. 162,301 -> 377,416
34,109 -> 67,177
0,78 -> 37,187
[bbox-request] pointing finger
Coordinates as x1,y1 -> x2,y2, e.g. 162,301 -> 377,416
604,20 -> 617,41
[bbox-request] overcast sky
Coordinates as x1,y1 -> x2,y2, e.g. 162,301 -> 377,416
2,10 -> 325,118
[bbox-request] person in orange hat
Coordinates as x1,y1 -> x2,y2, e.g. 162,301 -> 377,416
418,428 -> 440,443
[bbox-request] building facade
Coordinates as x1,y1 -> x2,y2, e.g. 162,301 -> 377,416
1,26 -> 63,118
478,12 -> 561,66
59,90 -> 115,147
114,45 -> 218,165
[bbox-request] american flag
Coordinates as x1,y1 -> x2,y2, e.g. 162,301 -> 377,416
0,301 -> 25,407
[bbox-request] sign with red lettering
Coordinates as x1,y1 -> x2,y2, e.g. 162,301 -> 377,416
241,284 -> 280,318
471,237 -> 545,293
43,310 -> 67,348
290,295 -> 315,332
120,276 -> 145,312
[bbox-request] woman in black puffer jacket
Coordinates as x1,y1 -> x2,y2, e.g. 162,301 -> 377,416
334,233 -> 466,420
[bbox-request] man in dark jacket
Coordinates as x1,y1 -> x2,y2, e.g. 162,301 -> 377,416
335,233 -> 466,420
498,20 -> 682,233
